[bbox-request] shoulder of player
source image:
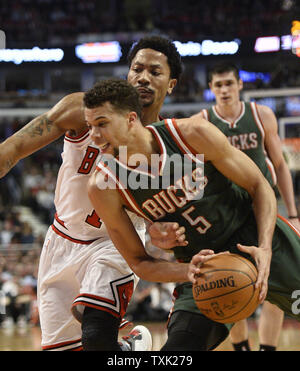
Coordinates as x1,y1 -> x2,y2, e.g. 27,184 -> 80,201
176,117 -> 227,158
255,103 -> 277,133
177,116 -> 224,145
190,110 -> 206,120
255,103 -> 275,117
177,115 -> 209,131
47,92 -> 86,133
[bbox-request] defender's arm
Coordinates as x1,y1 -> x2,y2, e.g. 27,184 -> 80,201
0,92 -> 85,178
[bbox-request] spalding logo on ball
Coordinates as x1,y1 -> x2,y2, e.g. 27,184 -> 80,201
192,253 -> 260,323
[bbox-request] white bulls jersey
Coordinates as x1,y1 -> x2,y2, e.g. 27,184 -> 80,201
53,130 -> 145,242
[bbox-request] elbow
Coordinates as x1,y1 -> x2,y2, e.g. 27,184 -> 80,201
0,142 -> 18,178
129,256 -> 156,282
251,176 -> 277,208
249,175 -> 272,197
130,263 -> 144,279
274,159 -> 288,176
127,256 -> 145,278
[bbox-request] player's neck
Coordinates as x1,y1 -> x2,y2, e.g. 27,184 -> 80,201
140,107 -> 161,126
124,127 -> 159,171
215,100 -> 243,122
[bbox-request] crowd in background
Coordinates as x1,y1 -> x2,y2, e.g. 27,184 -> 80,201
0,119 -> 60,226
0,0 -> 299,105
0,119 -> 59,329
1,0 -> 298,46
1,63 -> 300,109
0,208 -> 41,328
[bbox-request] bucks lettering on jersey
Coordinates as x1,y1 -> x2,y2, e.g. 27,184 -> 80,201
97,118 -> 253,262
202,101 -> 277,187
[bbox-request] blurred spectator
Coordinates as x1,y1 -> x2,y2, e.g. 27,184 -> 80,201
20,222 -> 35,244
1,258 -> 38,329
0,220 -> 15,245
126,280 -> 175,322
23,166 -> 56,224
0,208 -> 40,329
0,118 -> 61,224
123,0 -> 154,31
23,166 -> 44,198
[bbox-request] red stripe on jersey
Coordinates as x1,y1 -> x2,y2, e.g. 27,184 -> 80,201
51,224 -> 97,244
277,214 -> 300,238
72,301 -> 121,319
54,213 -> 68,230
42,338 -> 82,351
171,118 -> 199,156
64,129 -> 90,143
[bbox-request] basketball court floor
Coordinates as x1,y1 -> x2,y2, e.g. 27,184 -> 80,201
0,318 -> 299,351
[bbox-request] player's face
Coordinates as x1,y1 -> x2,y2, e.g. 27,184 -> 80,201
127,48 -> 177,110
85,102 -> 131,157
209,71 -> 243,107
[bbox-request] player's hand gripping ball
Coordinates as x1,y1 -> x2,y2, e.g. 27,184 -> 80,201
193,253 -> 259,323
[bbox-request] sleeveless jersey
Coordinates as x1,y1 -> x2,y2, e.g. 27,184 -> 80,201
201,101 -> 277,187
53,130 -> 145,243
96,118 -> 253,262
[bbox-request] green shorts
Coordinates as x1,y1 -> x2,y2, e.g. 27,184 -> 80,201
172,214 -> 300,328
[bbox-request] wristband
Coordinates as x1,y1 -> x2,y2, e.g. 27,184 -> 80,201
288,215 -> 299,219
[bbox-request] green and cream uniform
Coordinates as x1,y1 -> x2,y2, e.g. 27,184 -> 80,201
96,118 -> 300,328
202,101 -> 277,187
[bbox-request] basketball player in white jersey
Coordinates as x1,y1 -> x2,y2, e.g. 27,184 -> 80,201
0,36 -> 185,351
194,62 -> 300,351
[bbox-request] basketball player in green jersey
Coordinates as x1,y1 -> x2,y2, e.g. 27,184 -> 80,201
85,78 -> 300,351
194,62 -> 300,351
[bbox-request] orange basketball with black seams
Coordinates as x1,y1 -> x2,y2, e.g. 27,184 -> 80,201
192,253 -> 259,323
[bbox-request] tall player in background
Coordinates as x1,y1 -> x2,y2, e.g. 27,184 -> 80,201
194,62 -> 300,351
0,36 -> 185,351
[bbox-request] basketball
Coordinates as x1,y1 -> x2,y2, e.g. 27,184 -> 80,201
192,253 -> 259,324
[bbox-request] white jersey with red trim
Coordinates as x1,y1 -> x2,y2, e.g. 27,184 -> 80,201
53,130 -> 145,242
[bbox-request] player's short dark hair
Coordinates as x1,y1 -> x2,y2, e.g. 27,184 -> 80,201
208,62 -> 240,82
127,35 -> 183,81
83,78 -> 142,118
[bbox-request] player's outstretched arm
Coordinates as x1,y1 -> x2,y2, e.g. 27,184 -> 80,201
0,92 -> 85,178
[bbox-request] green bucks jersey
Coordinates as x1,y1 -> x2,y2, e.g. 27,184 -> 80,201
96,118 -> 253,262
202,102 -> 276,187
